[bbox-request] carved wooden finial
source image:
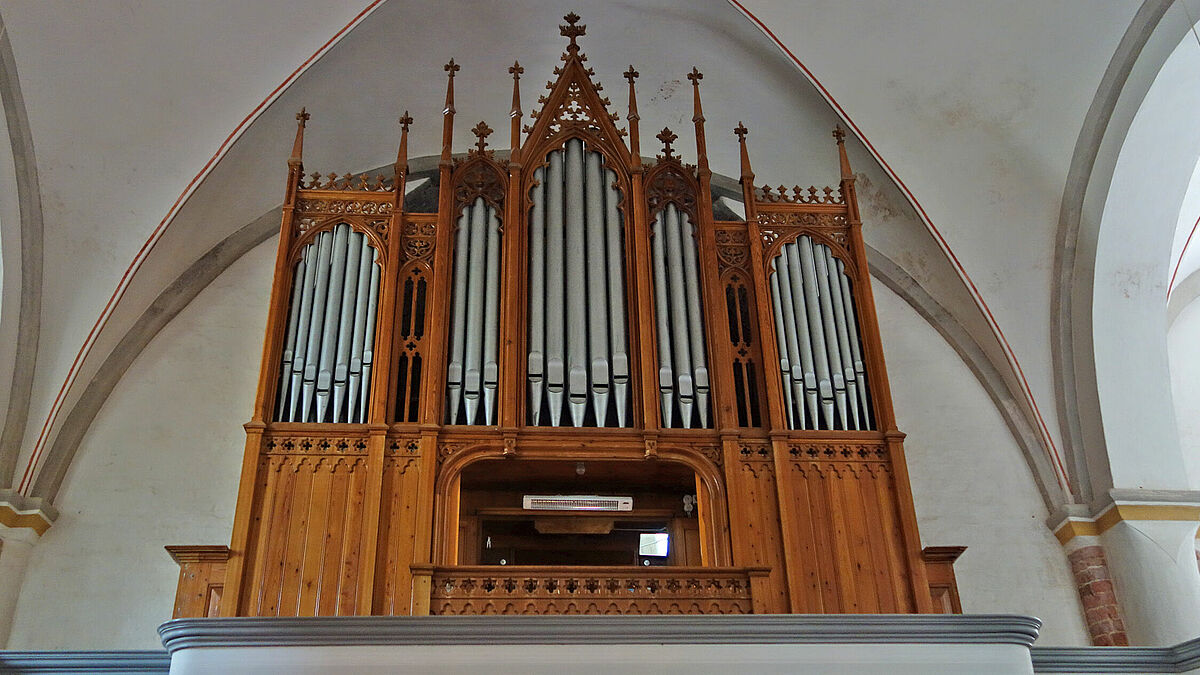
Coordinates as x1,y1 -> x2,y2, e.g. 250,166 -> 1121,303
623,66 -> 639,84
472,120 -> 493,154
834,125 -> 853,180
399,111 -> 413,132
289,107 -> 310,168
444,58 -> 461,77
509,61 -> 524,79
560,12 -> 586,52
657,127 -> 678,160
687,67 -> 703,85
735,122 -> 753,181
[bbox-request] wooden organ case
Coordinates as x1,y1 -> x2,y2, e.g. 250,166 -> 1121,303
201,14 -> 961,619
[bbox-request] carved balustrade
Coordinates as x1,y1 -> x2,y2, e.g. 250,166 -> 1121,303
417,565 -> 770,616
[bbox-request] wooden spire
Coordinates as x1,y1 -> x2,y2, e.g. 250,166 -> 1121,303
441,59 -> 460,164
734,121 -> 753,183
834,125 -> 853,181
624,66 -> 641,168
509,61 -> 524,163
687,67 -> 708,174
288,108 -> 310,169
394,110 -> 412,200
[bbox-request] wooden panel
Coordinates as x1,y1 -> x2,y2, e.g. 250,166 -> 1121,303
923,545 -> 966,614
776,441 -> 918,614
235,434 -> 371,617
373,442 -> 425,615
722,442 -> 789,613
167,546 -> 230,619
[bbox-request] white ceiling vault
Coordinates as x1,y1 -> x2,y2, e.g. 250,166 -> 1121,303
0,1 -> 1195,516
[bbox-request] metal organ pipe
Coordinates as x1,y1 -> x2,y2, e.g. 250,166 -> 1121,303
545,152 -> 566,426
584,152 -> 611,424
332,233 -> 362,423
274,224 -> 381,424
564,140 -> 588,426
446,212 -> 470,424
768,238 -> 873,431
527,139 -> 629,427
768,259 -> 796,427
650,203 -> 712,429
650,200 -> 674,427
527,167 -> 546,425
346,237 -> 373,424
604,169 -> 630,427
300,232 -> 333,423
278,247 -> 310,419
838,258 -> 872,426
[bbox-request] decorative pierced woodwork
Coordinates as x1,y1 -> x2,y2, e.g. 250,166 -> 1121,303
422,566 -> 768,615
208,13 -> 962,621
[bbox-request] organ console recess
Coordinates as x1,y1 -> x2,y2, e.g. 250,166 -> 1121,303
170,13 -> 962,618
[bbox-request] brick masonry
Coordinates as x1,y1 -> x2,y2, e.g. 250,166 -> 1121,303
1068,545 -> 1128,646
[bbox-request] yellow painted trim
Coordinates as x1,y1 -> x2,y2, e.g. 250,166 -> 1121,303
1054,519 -> 1098,545
1057,504 -> 1200,544
0,503 -> 51,536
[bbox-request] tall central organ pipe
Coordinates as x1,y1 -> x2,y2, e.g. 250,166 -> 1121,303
527,139 -> 629,427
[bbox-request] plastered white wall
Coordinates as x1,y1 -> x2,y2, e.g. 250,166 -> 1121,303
4,240 -> 273,650
1169,297 -> 1200,489
4,240 -> 1088,648
874,284 -> 1090,646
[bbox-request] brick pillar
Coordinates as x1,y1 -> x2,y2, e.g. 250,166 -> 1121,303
1067,545 -> 1128,646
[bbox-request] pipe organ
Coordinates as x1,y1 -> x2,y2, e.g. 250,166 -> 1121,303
205,13 -> 960,620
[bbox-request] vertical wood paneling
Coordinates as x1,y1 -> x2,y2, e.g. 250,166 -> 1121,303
257,460 -> 296,615
338,461 -> 367,614
841,466 -> 877,612
317,463 -> 350,615
374,453 -> 423,615
240,456 -> 275,615
277,460 -> 314,615
297,462 -> 333,614
873,464 -> 914,612
724,448 -> 789,613
857,464 -> 897,613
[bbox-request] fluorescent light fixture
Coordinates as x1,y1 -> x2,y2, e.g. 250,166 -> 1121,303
522,495 -> 633,511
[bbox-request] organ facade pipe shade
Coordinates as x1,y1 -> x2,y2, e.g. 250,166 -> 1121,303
528,139 -> 630,427
768,237 -> 873,431
446,197 -> 503,425
275,223 -> 381,423
651,203 -> 712,429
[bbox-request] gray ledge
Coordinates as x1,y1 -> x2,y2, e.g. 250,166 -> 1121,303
0,650 -> 169,673
159,614 -> 1041,652
1031,635 -> 1200,673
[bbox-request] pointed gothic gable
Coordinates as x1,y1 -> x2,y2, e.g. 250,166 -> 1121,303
522,13 -> 629,160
